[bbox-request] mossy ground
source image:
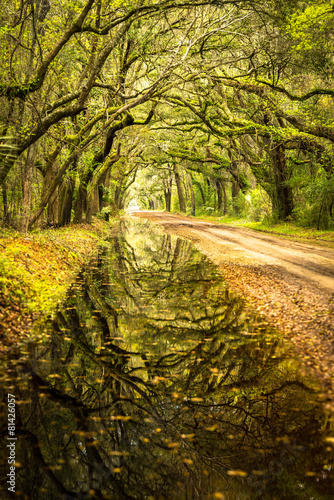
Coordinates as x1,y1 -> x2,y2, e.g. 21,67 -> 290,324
0,218 -> 112,349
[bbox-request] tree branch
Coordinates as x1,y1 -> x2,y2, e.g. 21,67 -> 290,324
0,0 -> 96,99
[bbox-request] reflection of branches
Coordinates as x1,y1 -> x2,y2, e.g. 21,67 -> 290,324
53,328 -> 164,419
18,364 -> 85,412
86,397 -> 154,417
263,380 -> 316,397
18,430 -> 80,499
9,219 -> 330,499
84,444 -> 136,500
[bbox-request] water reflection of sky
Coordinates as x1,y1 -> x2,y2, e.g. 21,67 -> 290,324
0,218 -> 333,499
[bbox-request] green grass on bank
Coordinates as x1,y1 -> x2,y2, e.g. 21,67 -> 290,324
0,218 -> 112,318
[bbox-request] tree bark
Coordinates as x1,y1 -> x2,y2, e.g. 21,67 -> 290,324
2,181 -> 8,224
85,147 -> 121,223
197,178 -> 206,205
39,146 -> 61,226
73,182 -> 87,223
232,179 -> 240,215
58,177 -> 75,226
222,182 -> 227,215
164,188 -> 171,212
188,174 -> 196,215
271,143 -> 293,220
20,146 -> 35,231
28,149 -> 80,230
173,164 -> 186,212
216,179 -> 223,212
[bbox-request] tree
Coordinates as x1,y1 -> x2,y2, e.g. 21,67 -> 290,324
1,0 -> 334,228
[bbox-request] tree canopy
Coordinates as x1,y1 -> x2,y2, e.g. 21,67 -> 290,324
1,0 -> 334,230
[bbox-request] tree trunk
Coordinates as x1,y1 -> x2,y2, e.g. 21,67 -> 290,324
57,154 -> 79,226
173,164 -> 186,212
86,147 -> 121,222
2,181 -> 9,224
41,147 -> 61,226
222,182 -> 227,215
85,188 -> 100,224
112,178 -> 124,213
196,178 -> 206,205
217,179 -> 223,212
28,148 -> 78,230
205,178 -> 211,205
58,177 -> 75,226
20,146 -> 35,232
216,178 -> 227,214
163,170 -> 173,211
164,188 -> 171,211
47,188 -> 59,226
98,171 -> 109,211
189,174 -> 195,216
271,143 -> 294,220
74,183 -> 87,223
232,179 -> 240,215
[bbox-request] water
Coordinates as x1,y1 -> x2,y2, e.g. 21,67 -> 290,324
1,218 -> 333,499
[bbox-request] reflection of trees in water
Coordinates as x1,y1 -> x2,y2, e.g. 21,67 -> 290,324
1,220 -> 333,499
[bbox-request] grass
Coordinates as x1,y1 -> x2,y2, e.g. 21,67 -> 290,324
238,221 -> 334,243
0,218 -> 112,324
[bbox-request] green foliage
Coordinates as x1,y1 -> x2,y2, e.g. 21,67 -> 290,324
1,0 -> 334,231
287,2 -> 333,51
231,192 -> 247,217
97,205 -> 115,219
292,171 -> 334,229
246,187 -> 272,222
284,0 -> 334,77
0,220 -> 110,318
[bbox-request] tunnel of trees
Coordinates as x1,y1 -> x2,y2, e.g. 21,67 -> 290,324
1,0 -> 334,231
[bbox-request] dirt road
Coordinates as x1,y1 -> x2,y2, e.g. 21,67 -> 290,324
131,210 -> 334,292
130,211 -> 334,408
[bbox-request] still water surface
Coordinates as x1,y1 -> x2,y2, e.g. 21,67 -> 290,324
1,218 -> 333,499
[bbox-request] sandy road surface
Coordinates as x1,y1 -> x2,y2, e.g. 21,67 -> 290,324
130,210 -> 334,408
131,211 -> 334,292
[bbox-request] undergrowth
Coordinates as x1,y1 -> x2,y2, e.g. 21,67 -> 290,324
0,218 -> 112,347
